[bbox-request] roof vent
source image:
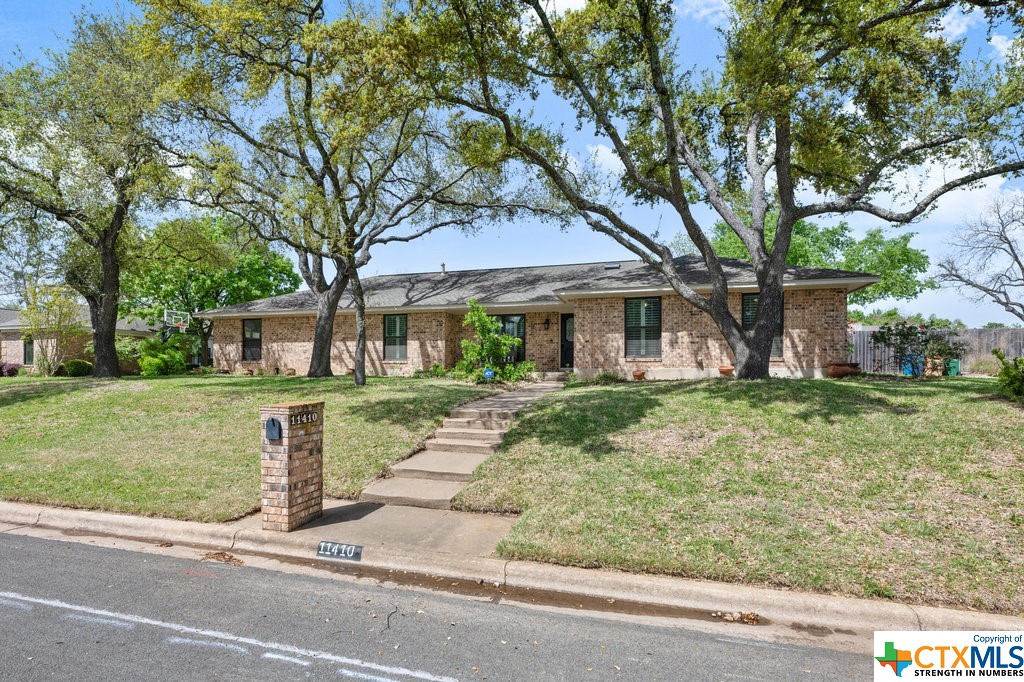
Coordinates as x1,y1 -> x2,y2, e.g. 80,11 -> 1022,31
604,263 -> 620,270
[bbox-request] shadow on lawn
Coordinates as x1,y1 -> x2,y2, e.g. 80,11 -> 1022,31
0,378 -> 114,408
503,377 -> 1001,455
500,382 -> 680,456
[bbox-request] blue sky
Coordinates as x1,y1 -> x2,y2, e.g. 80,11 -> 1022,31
3,1 -> 1022,325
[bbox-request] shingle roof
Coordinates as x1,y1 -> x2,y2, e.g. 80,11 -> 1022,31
199,256 -> 877,317
0,307 -> 156,334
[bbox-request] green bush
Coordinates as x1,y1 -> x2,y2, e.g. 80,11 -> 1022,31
138,335 -> 189,377
63,359 -> 93,377
459,299 -> 522,370
413,362 -> 448,379
992,349 -> 1024,403
139,349 -> 186,377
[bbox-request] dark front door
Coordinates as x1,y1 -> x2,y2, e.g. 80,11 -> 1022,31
560,314 -> 574,369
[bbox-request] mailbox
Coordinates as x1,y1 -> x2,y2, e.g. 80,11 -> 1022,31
265,417 -> 282,441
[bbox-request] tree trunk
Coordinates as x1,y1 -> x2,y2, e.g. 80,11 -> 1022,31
199,321 -> 213,366
297,253 -> 350,378
90,236 -> 121,378
351,269 -> 367,387
307,283 -> 346,378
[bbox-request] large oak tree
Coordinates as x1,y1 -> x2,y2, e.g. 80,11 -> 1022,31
0,15 -> 181,377
398,0 -> 1024,378
143,0 -> 540,382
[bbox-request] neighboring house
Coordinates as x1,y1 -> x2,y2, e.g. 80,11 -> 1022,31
0,307 -> 156,368
199,257 -> 878,379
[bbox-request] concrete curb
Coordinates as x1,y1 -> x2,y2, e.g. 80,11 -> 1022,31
3,500 -> 1021,640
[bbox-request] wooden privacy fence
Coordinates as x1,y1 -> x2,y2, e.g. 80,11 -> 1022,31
848,328 -> 1024,373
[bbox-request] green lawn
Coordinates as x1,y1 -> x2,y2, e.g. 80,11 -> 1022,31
0,375 -> 494,522
454,377 -> 1024,614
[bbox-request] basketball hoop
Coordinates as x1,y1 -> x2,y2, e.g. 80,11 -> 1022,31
163,310 -> 192,333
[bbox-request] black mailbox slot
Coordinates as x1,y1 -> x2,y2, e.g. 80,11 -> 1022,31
265,417 -> 282,441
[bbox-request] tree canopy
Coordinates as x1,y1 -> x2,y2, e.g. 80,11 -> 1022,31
121,216 -> 301,364
395,0 -> 1024,377
692,212 -> 936,305
0,14 -> 181,376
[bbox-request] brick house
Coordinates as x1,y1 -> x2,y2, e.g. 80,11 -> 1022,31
0,307 -> 155,370
199,256 -> 877,379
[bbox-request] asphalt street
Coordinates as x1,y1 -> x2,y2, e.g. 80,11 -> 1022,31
0,533 -> 868,680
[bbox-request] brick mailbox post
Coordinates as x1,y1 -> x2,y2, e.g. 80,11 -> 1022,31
259,401 -> 324,532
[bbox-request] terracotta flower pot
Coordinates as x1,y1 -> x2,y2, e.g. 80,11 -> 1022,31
632,369 -> 646,381
826,361 -> 861,378
718,365 -> 734,377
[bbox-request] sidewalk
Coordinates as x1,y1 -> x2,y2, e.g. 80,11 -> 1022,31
2,499 -> 1021,655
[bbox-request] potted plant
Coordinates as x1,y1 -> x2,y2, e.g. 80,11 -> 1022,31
718,365 -> 734,377
826,361 -> 861,378
632,369 -> 646,381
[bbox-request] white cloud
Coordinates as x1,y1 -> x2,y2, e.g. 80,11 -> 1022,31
989,34 -> 1016,61
938,7 -> 983,39
586,143 -> 625,176
674,0 -> 728,25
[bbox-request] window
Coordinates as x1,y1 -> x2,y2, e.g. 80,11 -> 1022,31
625,297 -> 661,357
384,314 -> 408,361
496,314 -> 526,364
242,319 -> 262,361
742,293 -> 783,358
23,337 -> 34,366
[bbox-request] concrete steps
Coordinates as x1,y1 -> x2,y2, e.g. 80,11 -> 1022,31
423,438 -> 498,455
359,381 -> 565,510
390,450 -> 490,482
360,478 -> 464,510
433,427 -> 506,442
442,417 -> 512,431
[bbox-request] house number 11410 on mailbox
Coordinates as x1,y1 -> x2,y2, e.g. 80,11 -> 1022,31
289,412 -> 318,426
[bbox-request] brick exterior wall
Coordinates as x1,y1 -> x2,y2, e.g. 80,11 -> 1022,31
210,288 -> 847,378
0,331 -> 23,365
572,288 -> 848,379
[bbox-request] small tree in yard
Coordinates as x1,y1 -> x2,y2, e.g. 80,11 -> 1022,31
871,322 -> 928,376
457,299 -> 534,382
21,283 -> 86,376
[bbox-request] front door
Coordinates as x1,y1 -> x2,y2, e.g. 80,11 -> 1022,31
560,314 -> 574,370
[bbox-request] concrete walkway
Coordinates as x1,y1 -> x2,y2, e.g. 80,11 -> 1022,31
360,381 -> 565,509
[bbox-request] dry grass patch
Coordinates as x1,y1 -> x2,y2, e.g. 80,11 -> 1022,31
454,377 -> 1024,613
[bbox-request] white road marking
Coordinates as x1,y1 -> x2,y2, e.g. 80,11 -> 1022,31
262,652 -> 312,667
0,597 -> 33,611
0,591 -> 457,682
63,613 -> 136,630
338,668 -> 401,682
166,636 -> 249,654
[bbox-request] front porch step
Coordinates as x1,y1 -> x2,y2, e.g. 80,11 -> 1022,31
390,451 -> 490,482
538,372 -> 569,381
433,427 -> 506,442
442,417 -> 513,431
359,478 -> 463,510
423,438 -> 498,455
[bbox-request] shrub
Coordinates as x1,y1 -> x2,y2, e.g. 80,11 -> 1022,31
63,359 -> 93,377
992,349 -> 1024,403
413,362 -> 448,379
497,361 -> 536,383
139,336 -> 189,376
459,299 -> 522,370
1,362 -> 22,378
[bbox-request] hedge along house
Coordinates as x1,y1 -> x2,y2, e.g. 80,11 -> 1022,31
0,307 -> 156,370
199,257 -> 878,379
